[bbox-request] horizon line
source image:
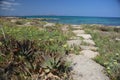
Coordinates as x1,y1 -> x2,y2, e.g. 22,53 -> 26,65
0,15 -> 120,18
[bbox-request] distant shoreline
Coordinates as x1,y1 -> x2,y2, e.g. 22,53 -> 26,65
1,16 -> 120,26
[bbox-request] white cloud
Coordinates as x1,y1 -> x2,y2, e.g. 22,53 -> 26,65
0,0 -> 20,11
0,1 -> 20,6
1,7 -> 15,11
0,4 -> 11,8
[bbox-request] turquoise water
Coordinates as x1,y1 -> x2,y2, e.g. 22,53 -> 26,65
22,16 -> 120,26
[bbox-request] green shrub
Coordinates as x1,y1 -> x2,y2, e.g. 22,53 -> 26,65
15,20 -> 26,25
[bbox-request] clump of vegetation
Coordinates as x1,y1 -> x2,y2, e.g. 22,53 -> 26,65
83,24 -> 120,80
69,46 -> 81,55
15,20 -> 26,25
0,36 -> 71,80
0,18 -> 72,80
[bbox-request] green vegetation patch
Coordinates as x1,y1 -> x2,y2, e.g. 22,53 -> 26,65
83,25 -> 120,80
0,18 -> 72,80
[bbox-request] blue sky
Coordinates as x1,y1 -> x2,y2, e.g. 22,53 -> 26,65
0,0 -> 120,17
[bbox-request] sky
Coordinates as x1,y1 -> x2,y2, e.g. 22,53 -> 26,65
0,0 -> 120,17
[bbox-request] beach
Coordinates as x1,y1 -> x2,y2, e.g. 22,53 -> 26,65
0,17 -> 120,80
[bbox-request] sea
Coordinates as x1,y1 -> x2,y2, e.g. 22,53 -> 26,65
22,16 -> 120,26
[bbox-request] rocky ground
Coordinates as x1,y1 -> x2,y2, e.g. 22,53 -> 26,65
67,25 -> 110,80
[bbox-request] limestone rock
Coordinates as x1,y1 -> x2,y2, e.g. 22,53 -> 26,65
72,30 -> 85,35
76,34 -> 92,39
44,23 -> 55,27
67,40 -> 81,47
71,25 -> 82,29
80,50 -> 99,58
83,39 -> 96,46
67,54 -> 110,80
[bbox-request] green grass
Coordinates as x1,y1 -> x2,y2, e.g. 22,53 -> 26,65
83,25 -> 120,80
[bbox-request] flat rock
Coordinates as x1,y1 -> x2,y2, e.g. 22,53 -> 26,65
80,45 -> 98,51
44,23 -> 55,27
115,38 -> 120,41
76,34 -> 92,39
67,40 -> 81,47
67,54 -> 110,80
72,30 -> 85,35
24,22 -> 31,26
11,19 -> 17,23
71,25 -> 80,27
80,50 -> 99,58
83,39 -> 96,46
72,26 -> 83,30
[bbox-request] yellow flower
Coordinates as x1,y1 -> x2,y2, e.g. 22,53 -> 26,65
113,61 -> 118,65
70,48 -> 74,51
39,38 -> 41,40
107,67 -> 110,70
104,62 -> 108,65
0,42 -> 2,46
44,69 -> 50,73
63,44 -> 67,48
115,53 -> 119,56
49,38 -> 54,41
